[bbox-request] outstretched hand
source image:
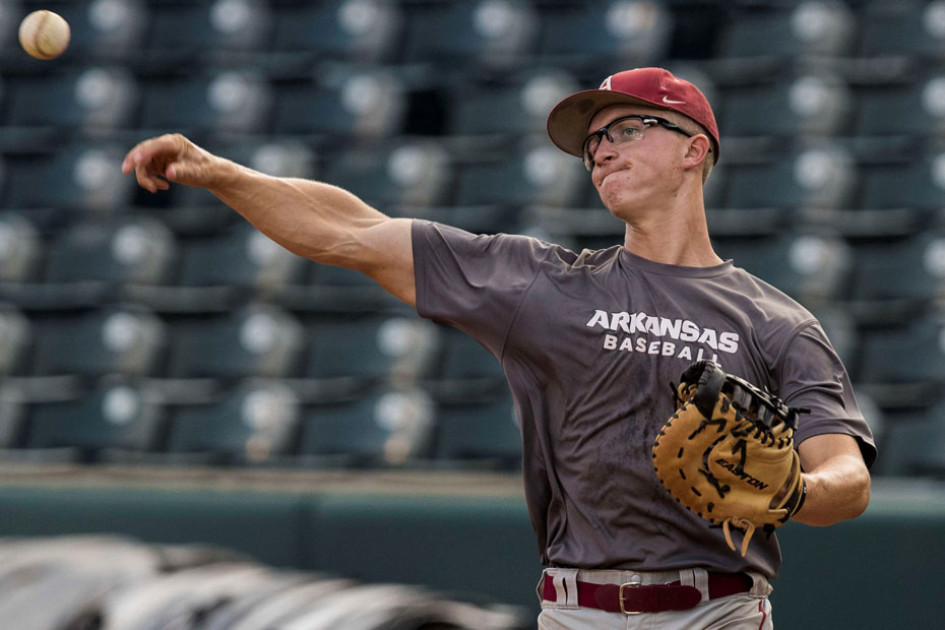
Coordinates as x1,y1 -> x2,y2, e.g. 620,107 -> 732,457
121,133 -> 221,193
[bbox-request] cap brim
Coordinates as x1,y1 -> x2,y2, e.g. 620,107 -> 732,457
546,89 -> 663,157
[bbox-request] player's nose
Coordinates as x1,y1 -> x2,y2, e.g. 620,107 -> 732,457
591,140 -> 619,172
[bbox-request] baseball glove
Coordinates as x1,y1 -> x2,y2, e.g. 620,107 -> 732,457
652,360 -> 808,556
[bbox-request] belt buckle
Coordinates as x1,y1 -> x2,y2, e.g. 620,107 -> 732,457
618,576 -> 643,615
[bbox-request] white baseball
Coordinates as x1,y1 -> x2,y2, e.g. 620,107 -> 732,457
19,10 -> 71,60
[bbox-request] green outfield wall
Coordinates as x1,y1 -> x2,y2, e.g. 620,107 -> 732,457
0,469 -> 940,628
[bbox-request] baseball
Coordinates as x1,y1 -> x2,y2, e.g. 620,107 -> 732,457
19,10 -> 71,60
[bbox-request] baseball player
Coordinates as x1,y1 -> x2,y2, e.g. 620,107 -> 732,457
122,67 -> 875,629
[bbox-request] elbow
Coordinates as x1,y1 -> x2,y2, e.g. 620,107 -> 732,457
829,467 -> 871,525
849,469 -> 872,520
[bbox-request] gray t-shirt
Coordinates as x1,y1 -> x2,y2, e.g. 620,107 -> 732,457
412,220 -> 876,578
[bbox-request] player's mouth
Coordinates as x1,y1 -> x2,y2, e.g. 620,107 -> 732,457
597,164 -> 630,187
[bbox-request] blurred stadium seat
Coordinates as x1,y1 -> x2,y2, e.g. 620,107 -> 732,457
855,74 -> 945,139
0,150 -> 51,211
46,217 -> 177,285
283,263 -> 400,313
703,205 -> 788,239
0,213 -> 42,284
160,379 -> 299,466
269,0 -> 402,65
432,392 -> 521,470
867,145 -> 945,201
0,1 -> 23,53
205,0 -> 274,57
47,0 -> 151,61
143,0 -> 216,62
848,232 -> 945,307
715,231 -> 853,307
0,66 -> 139,141
800,144 -> 938,238
0,216 -> 177,310
535,0 -> 672,71
321,139 -> 453,209
1,143 -> 134,214
852,317 -> 945,416
220,137 -> 319,181
164,304 -> 304,381
270,65 -> 408,140
296,387 -> 435,468
723,143 -> 858,211
856,315 -> 945,390
445,68 -> 580,138
301,315 -> 439,394
718,73 -> 853,140
4,376 -> 165,463
452,139 -> 586,208
854,149 -> 945,229
173,220 -> 305,301
874,402 -> 945,477
714,1 -> 856,64
29,304 -> 166,378
857,0 -> 945,61
425,326 -> 507,401
138,69 -> 272,137
0,302 -> 30,377
402,0 -> 538,69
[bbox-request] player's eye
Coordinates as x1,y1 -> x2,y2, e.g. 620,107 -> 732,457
612,121 -> 645,142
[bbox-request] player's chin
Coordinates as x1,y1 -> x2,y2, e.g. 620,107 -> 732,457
601,190 -> 647,223
596,178 -> 631,208
599,193 -> 629,219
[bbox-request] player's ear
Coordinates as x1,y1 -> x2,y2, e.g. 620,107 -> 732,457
682,134 -> 711,171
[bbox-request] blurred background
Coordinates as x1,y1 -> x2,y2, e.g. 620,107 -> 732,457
0,0 -> 944,628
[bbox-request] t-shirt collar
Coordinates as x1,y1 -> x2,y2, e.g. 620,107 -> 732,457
618,247 -> 734,278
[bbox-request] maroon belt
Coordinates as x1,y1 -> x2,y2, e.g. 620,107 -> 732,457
541,571 -> 752,614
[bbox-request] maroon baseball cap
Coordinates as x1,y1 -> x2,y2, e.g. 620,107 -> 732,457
546,67 -> 720,161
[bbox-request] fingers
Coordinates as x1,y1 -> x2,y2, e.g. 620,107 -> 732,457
121,134 -> 189,193
134,164 -> 166,194
121,134 -> 173,174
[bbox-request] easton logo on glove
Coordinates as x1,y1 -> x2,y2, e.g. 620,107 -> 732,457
652,360 -> 808,556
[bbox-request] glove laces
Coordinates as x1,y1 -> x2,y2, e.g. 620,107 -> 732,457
722,518 -> 756,557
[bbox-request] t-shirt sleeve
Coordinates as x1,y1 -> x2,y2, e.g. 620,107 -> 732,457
775,322 -> 877,468
411,220 -> 555,358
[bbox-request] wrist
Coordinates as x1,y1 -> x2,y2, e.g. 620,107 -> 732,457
786,475 -> 808,520
791,477 -> 808,517
206,156 -> 255,195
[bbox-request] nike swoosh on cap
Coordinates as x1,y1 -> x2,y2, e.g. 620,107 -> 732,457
662,96 -> 686,104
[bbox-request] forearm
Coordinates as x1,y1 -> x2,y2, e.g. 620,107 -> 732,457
123,133 -> 416,302
792,453 -> 871,526
209,159 -> 389,268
